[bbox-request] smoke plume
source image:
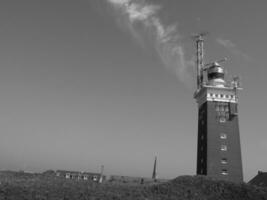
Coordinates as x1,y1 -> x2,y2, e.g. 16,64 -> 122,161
106,0 -> 193,87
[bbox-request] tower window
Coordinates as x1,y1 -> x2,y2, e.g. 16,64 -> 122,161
219,117 -> 226,123
221,169 -> 228,175
221,158 -> 228,164
221,145 -> 227,151
220,133 -> 227,139
226,113 -> 230,120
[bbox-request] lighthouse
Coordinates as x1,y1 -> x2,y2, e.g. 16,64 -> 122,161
194,34 -> 243,183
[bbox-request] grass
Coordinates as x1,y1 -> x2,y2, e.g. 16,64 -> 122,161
0,171 -> 267,200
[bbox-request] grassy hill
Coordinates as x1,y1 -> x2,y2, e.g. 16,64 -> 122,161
0,171 -> 267,200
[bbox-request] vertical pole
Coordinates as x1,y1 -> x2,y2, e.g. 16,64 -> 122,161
99,165 -> 104,183
152,156 -> 157,181
196,34 -> 205,89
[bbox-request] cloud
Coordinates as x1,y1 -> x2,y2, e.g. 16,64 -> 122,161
216,38 -> 252,62
217,38 -> 236,49
106,0 -> 193,87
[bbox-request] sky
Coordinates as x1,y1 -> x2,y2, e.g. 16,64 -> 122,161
0,0 -> 266,182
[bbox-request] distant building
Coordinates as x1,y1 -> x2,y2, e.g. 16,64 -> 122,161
249,171 -> 267,187
55,170 -> 105,182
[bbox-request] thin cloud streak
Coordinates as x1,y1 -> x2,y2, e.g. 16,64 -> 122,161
216,38 -> 252,62
106,0 -> 193,87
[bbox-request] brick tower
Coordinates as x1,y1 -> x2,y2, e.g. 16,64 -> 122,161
194,34 -> 243,183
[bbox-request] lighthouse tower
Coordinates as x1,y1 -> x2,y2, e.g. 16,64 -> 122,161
194,34 -> 243,183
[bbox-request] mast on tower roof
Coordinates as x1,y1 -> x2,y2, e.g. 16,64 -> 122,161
193,32 -> 208,90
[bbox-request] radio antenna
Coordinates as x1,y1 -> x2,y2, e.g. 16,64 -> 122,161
192,32 -> 208,89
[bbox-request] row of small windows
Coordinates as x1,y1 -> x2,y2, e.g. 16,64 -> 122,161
200,158 -> 227,165
216,105 -> 229,112
201,133 -> 226,140
200,168 -> 228,176
199,115 -> 227,123
207,93 -> 235,99
199,133 -> 228,176
220,132 -> 228,175
199,133 -> 228,175
220,131 -> 227,150
215,102 -> 230,122
199,115 -> 227,124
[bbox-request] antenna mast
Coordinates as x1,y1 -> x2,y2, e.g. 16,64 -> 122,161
194,33 -> 207,89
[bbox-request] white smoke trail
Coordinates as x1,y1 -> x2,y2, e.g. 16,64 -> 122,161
106,0 -> 193,87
